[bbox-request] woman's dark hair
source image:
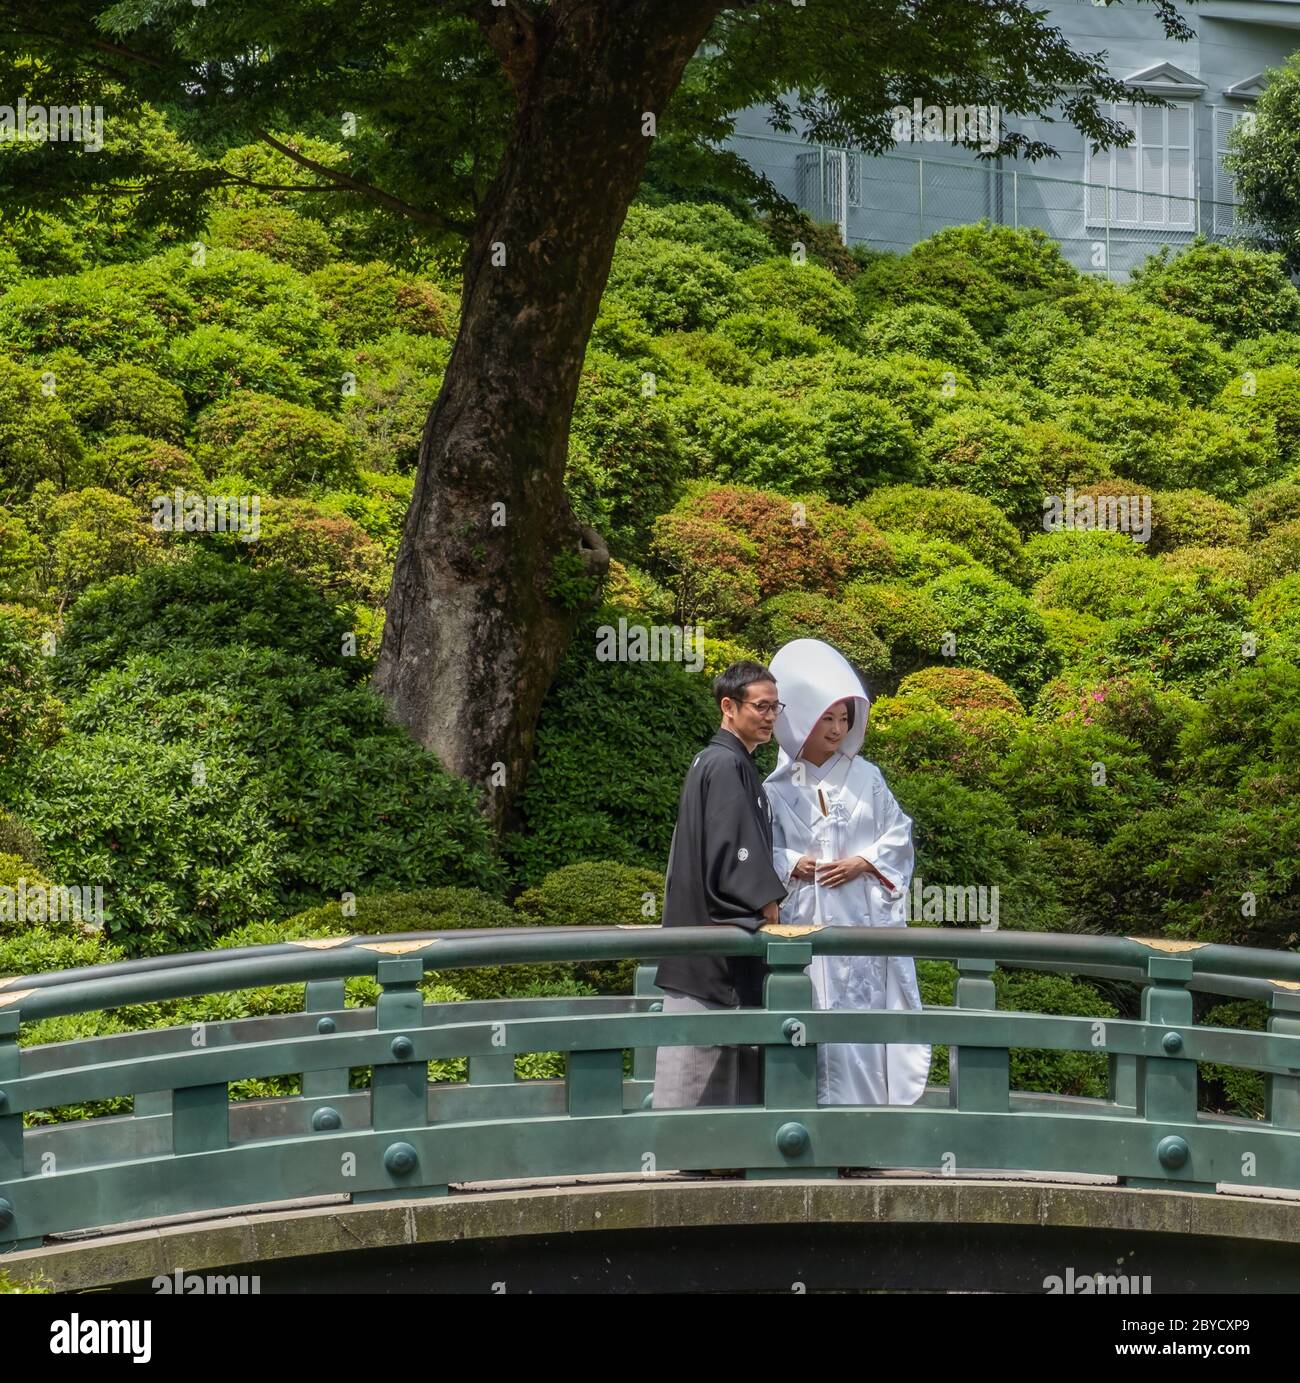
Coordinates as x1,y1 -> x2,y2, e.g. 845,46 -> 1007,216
714,660 -> 775,709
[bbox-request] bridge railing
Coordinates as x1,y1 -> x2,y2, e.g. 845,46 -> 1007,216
2,926 -> 1300,1251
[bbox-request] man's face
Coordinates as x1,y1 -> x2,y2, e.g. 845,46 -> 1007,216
726,679 -> 780,744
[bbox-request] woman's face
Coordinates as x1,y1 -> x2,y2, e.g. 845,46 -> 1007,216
803,701 -> 851,759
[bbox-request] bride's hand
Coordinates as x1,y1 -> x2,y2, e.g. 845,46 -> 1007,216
815,856 -> 868,888
791,854 -> 818,881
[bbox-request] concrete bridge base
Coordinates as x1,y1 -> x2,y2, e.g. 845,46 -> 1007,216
5,1175 -> 1300,1293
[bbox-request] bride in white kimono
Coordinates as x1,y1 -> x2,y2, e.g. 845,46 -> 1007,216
765,638 -> 931,1106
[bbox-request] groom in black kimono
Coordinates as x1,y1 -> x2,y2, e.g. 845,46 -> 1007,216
653,661 -> 789,1108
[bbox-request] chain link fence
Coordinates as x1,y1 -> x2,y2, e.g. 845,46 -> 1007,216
726,129 -> 1262,279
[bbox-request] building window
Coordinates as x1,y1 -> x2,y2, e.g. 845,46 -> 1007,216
1085,101 -> 1194,230
1212,105 -> 1254,235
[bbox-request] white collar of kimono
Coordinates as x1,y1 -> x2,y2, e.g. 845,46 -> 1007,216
767,638 -> 870,782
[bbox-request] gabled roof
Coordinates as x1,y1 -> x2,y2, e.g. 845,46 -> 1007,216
1123,62 -> 1209,97
1224,72 -> 1269,100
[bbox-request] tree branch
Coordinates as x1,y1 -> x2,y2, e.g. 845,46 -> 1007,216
252,129 -> 474,235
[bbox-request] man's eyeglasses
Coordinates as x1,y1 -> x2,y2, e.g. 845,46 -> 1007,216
741,698 -> 785,716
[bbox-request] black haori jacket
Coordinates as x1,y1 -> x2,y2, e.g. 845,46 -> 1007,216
654,729 -> 787,1007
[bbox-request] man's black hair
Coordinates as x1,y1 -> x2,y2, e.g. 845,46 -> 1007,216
714,660 -> 776,709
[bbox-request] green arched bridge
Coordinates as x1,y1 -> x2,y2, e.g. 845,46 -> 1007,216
2,926 -> 1300,1292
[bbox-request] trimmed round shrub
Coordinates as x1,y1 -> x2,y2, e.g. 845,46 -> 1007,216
165,325 -> 315,409
83,435 -> 205,503
881,531 -> 982,584
1249,518 -> 1300,591
1130,238 -> 1300,345
0,266 -> 192,363
1218,363 -> 1300,473
670,484 -> 892,599
566,352 -> 686,555
647,511 -> 760,628
732,260 -> 860,344
242,499 -> 390,607
207,206 -> 338,273
860,697 -> 1016,789
989,723 -> 1164,842
1032,556 -> 1177,622
36,487 -> 161,600
307,261 -> 456,348
651,329 -> 753,386
1042,336 -> 1184,404
7,647 -> 503,954
1022,528 -> 1146,582
1039,606 -> 1109,666
514,859 -> 666,993
806,390 -> 920,501
919,406 -> 1046,531
0,607 -> 62,770
894,666 -> 1025,716
1147,488 -> 1249,553
36,351 -> 187,443
924,567 -> 1059,700
621,203 -> 773,271
502,617 -> 718,885
842,581 -> 945,679
342,331 -> 449,474
749,591 -> 891,680
667,381 -> 829,493
0,356 -> 85,500
858,486 -> 1026,585
716,309 -> 832,361
1244,480 -> 1300,537
605,238 -> 745,334
1054,392 -> 1181,481
193,391 -> 358,493
1158,545 -> 1253,592
55,550 -> 358,691
862,304 -> 992,378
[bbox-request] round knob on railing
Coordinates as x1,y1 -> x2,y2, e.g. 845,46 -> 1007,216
390,1035 -> 415,1060
0,1198 -> 13,1229
311,1106 -> 342,1132
649,1002 -> 663,1012
1162,1031 -> 1184,1054
782,1018 -> 803,1041
316,1017 -> 336,1035
1156,1135 -> 1190,1170
384,1141 -> 419,1175
775,1121 -> 810,1157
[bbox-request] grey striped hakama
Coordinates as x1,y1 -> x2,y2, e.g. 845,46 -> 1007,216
651,990 -> 763,1109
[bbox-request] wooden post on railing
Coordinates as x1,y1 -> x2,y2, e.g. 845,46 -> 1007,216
1123,951 -> 1213,1191
1265,987 -> 1300,1130
357,954 -> 446,1202
303,978 -> 349,1098
0,1010 -> 22,1183
0,1007 -> 39,1249
632,963 -> 661,1089
751,936 -> 832,1180
950,957 -> 1008,1112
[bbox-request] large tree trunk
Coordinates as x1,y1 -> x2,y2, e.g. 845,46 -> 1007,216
375,0 -> 720,831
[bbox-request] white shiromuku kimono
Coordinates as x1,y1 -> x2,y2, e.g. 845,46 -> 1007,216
765,639 -> 931,1107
